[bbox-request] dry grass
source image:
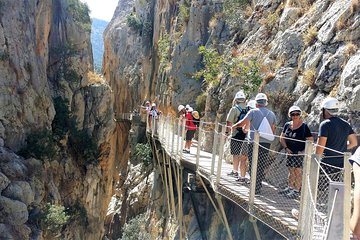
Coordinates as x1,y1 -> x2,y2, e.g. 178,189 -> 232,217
209,16 -> 218,29
329,80 -> 340,97
87,71 -> 105,85
336,15 -> 347,31
244,5 -> 254,18
303,26 -> 318,46
302,68 -> 316,88
345,42 -> 358,57
260,12 -> 279,29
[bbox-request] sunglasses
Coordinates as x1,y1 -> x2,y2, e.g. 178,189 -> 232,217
290,113 -> 301,116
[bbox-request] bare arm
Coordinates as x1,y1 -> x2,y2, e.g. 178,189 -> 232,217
226,121 -> 232,134
279,132 -> 287,148
232,118 -> 249,130
348,133 -> 358,150
271,124 -> 276,134
351,163 -> 360,237
315,136 -> 327,155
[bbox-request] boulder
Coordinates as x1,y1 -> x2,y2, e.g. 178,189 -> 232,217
0,196 -> 28,225
0,172 -> 10,192
2,181 -> 35,206
0,158 -> 28,180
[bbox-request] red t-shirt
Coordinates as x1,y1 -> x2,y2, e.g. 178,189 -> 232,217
186,112 -> 197,131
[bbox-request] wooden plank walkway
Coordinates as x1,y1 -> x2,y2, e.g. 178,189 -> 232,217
154,131 -> 300,239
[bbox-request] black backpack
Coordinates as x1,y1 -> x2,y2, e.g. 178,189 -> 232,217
235,106 -> 248,130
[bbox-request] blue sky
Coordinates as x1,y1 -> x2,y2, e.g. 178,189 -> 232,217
80,0 -> 118,22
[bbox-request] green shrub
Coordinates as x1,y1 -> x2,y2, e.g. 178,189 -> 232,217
52,97 -> 71,139
158,33 -> 170,71
179,2 -> 190,24
223,0 -> 252,29
134,143 -> 153,166
195,46 -> 224,86
127,14 -> 143,32
196,92 -> 207,114
19,129 -> 56,161
67,0 -> 91,32
40,204 -> 69,237
121,213 -> 151,240
66,200 -> 88,226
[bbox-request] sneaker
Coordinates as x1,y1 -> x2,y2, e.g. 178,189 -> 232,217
235,177 -> 246,183
182,149 -> 190,154
279,187 -> 292,195
227,171 -> 239,177
291,209 -> 299,220
286,190 -> 300,199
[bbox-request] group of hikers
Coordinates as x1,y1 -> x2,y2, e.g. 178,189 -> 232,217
143,89 -> 360,236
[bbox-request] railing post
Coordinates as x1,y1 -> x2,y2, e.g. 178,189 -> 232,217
176,118 -> 181,160
298,140 -> 314,236
180,118 -> 186,160
171,118 -> 176,155
302,154 -> 320,239
343,152 -> 352,240
216,125 -> 226,185
196,121 -> 203,171
211,123 -> 219,175
167,117 -> 171,150
249,131 -> 260,214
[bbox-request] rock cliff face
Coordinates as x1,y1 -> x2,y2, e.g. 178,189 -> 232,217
0,0 -> 115,239
104,0 -> 359,238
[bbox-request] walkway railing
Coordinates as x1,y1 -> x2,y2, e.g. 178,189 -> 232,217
145,114 -> 353,239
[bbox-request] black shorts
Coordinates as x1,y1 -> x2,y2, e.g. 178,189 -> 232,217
186,130 -> 196,141
230,132 -> 245,155
286,155 -> 303,168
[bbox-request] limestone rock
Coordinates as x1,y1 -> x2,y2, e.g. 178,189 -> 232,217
0,172 -> 10,192
263,67 -> 297,92
2,181 -> 35,206
268,30 -> 304,67
279,7 -> 302,31
0,158 -> 28,180
0,196 -> 28,225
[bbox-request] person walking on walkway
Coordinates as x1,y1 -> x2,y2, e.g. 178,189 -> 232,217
279,106 -> 313,199
232,93 -> 276,194
316,97 -> 357,175
178,105 -> 197,153
225,90 -> 248,181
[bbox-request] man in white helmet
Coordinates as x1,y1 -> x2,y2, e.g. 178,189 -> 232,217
225,90 -> 249,180
316,97 -> 357,173
232,93 -> 276,194
178,105 -> 196,153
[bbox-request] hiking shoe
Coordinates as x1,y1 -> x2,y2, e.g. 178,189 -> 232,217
182,149 -> 190,154
236,177 -> 246,183
227,171 -> 239,177
279,187 -> 292,195
286,190 -> 300,199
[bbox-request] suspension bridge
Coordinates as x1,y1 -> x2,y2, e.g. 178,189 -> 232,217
119,112 -> 355,240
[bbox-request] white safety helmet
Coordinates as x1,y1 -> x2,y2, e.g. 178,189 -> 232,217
151,103 -> 156,107
188,107 -> 193,112
321,97 -> 339,110
255,93 -> 268,101
178,105 -> 185,113
145,100 -> 150,104
321,97 -> 339,115
185,104 -> 190,109
247,100 -> 256,109
288,106 -> 302,117
235,90 -> 246,100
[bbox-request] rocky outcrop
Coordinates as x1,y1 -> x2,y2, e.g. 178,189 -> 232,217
0,0 -> 115,239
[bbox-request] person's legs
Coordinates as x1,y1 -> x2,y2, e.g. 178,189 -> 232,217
256,143 -> 270,192
239,154 -> 247,178
288,168 -> 296,189
294,167 -> 302,191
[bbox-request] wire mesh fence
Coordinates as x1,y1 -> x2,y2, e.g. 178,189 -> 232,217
145,114 -> 353,240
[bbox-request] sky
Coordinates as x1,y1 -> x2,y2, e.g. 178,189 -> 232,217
80,0 -> 118,22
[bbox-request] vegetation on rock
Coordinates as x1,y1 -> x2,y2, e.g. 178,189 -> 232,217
127,13 -> 143,32
134,143 -> 153,167
67,0 -> 92,32
40,204 -> 70,238
121,213 -> 151,240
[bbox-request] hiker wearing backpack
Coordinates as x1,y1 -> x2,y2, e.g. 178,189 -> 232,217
232,93 -> 276,194
225,90 -> 249,182
178,105 -> 197,154
279,106 -> 313,199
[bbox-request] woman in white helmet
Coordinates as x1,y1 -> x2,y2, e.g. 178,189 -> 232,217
279,106 -> 313,199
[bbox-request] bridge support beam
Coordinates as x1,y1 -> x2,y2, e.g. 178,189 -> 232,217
249,216 -> 261,240
216,194 -> 234,240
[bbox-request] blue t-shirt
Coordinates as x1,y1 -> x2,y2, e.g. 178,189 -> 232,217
282,122 -> 312,153
319,117 -> 354,166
